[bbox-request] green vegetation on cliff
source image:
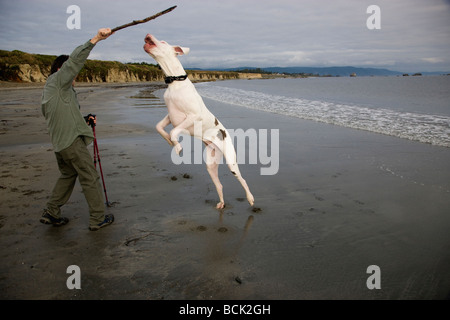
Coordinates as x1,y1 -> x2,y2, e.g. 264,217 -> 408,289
0,49 -> 163,82
0,49 -> 55,81
76,60 -> 162,82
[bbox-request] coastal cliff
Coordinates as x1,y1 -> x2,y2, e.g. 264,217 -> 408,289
0,49 -> 262,83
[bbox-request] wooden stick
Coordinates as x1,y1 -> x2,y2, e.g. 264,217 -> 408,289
111,6 -> 177,32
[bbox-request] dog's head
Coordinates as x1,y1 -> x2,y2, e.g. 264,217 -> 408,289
143,34 -> 190,60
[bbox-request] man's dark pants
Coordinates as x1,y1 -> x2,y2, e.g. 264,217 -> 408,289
46,136 -> 105,226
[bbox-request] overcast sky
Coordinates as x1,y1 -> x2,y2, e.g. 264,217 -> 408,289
1,0 -> 450,72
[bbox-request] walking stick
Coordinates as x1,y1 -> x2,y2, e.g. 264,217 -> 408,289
89,119 -> 111,207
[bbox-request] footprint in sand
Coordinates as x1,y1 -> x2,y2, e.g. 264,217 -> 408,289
22,189 -> 44,196
314,194 -> 324,201
170,173 -> 192,181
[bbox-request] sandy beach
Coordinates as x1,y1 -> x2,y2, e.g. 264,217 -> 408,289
1,81 -> 449,300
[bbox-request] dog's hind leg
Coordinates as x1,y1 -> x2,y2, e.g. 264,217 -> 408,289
205,141 -> 225,209
220,135 -> 255,207
226,161 -> 255,207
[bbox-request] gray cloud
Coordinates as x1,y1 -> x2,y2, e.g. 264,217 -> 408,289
1,0 -> 449,72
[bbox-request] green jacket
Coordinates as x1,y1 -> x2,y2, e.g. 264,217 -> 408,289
41,40 -> 96,152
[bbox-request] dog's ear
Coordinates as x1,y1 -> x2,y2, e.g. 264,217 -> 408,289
174,46 -> 190,55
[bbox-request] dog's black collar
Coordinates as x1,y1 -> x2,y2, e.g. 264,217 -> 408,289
164,74 -> 188,84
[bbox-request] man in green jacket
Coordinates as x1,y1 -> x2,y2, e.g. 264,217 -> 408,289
41,28 -> 114,231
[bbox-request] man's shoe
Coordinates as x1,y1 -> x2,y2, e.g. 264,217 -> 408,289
89,214 -> 114,231
40,210 -> 69,227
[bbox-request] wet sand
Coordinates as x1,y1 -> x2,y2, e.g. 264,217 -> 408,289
1,81 -> 450,300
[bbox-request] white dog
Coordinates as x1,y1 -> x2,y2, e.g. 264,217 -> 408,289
143,34 -> 254,209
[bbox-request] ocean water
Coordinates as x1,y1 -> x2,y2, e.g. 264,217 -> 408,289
195,76 -> 450,147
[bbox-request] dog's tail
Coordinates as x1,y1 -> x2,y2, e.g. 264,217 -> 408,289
220,129 -> 242,177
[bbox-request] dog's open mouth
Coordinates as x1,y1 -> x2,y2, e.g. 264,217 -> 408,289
144,34 -> 157,53
145,34 -> 156,46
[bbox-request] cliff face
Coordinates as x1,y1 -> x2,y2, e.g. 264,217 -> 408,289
13,64 -> 49,82
0,50 -> 261,83
3,63 -> 261,83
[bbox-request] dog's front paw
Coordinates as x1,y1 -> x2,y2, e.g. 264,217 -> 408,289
174,143 -> 183,155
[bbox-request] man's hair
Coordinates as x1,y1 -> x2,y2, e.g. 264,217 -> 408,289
50,55 -> 69,75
